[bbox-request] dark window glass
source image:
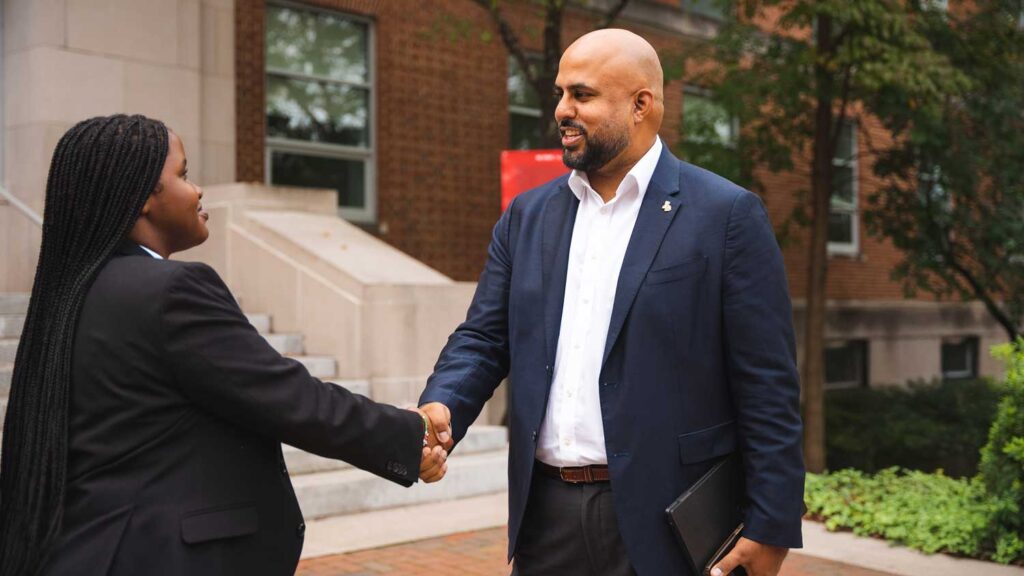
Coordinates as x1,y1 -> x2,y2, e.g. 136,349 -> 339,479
270,151 -> 366,208
942,337 -> 978,380
508,56 -> 543,149
825,340 -> 868,389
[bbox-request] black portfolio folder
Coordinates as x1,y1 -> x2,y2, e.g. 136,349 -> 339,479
665,453 -> 747,576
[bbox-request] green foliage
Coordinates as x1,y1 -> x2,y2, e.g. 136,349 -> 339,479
826,379 -> 1002,477
807,342 -> 1024,565
805,469 -> 1021,563
978,341 -> 1024,561
864,0 -> 1024,339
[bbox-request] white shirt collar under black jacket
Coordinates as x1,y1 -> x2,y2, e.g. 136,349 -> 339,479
138,244 -> 164,260
536,136 -> 663,468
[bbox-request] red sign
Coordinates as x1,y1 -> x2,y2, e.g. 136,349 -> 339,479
500,150 -> 570,211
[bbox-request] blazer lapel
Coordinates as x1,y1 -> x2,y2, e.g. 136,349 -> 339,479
602,149 -> 682,367
542,184 -> 579,367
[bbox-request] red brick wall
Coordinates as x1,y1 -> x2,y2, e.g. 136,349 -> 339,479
236,0 -> 919,301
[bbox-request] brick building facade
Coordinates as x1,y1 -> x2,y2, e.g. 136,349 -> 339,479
0,0 -> 1007,386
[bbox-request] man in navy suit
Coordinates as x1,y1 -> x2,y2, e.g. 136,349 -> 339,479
419,29 -> 804,576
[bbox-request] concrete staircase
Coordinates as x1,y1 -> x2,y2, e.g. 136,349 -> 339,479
0,293 -> 508,519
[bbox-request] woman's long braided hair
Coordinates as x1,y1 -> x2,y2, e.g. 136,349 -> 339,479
0,114 -> 169,575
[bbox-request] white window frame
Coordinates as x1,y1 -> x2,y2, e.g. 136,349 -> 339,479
828,120 -> 859,256
507,54 -> 543,150
264,2 -> 377,223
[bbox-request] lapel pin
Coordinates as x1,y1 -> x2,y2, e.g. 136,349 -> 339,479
662,200 -> 672,213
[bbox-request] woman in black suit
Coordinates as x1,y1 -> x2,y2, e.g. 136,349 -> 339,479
0,115 -> 449,575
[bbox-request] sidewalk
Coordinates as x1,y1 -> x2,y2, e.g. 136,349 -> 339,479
298,491 -> 1024,576
296,527 -> 896,575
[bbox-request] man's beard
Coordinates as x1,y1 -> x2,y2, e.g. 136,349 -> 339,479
561,123 -> 630,173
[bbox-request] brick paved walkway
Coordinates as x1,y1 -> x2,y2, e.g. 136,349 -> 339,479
296,527 -> 896,576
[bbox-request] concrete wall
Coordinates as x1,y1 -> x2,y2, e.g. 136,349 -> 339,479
0,0 -> 236,291
177,183 -> 484,414
793,300 -> 1008,386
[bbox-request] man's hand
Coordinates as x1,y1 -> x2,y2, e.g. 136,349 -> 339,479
419,402 -> 454,451
710,537 -> 788,576
411,407 -> 448,483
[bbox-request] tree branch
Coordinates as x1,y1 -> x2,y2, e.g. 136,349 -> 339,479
596,0 -> 631,29
470,0 -> 538,87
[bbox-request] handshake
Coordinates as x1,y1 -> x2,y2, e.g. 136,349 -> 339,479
408,402 -> 455,483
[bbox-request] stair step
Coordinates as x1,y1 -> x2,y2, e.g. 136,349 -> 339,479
0,364 -> 10,397
0,294 -> 29,315
245,313 -> 271,334
292,447 -> 509,520
261,333 -> 304,355
284,425 -> 508,476
0,315 -> 25,339
292,356 -> 336,379
0,340 -> 17,364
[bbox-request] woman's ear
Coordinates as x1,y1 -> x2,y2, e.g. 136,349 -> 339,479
139,194 -> 154,217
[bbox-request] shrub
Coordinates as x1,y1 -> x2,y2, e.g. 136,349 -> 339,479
978,342 -> 1024,563
826,379 -> 1002,477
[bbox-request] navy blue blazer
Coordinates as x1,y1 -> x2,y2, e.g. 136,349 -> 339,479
420,146 -> 804,575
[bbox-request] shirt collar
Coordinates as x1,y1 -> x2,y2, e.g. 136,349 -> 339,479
567,136 -> 663,203
138,244 -> 164,260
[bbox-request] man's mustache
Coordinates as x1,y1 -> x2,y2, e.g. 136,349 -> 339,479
559,120 -> 587,134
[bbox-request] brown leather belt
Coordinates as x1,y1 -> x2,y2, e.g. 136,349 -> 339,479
535,460 -> 610,484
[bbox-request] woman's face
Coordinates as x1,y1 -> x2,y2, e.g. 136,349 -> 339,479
145,132 -> 209,255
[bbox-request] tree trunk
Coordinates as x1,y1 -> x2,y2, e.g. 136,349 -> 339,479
803,14 -> 836,474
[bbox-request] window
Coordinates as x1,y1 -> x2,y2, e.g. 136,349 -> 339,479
825,340 -> 868,389
265,4 -> 374,222
681,86 -> 740,182
828,120 -> 858,255
508,56 -> 543,150
683,0 -> 729,20
942,336 -> 978,380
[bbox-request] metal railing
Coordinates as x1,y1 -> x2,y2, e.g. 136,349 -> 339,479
0,184 -> 43,227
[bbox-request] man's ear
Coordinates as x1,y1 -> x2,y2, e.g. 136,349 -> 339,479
633,89 -> 654,123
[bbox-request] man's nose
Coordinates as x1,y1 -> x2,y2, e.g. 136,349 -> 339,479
555,95 -> 574,123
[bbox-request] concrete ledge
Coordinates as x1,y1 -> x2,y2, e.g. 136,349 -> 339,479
292,356 -> 336,379
293,448 -> 509,519
0,365 -> 10,396
300,491 -> 508,560
0,315 -> 25,338
0,294 -> 30,315
245,313 -> 271,333
0,340 -> 17,364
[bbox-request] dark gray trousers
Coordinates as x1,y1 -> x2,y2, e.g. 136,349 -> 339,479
512,467 -> 636,576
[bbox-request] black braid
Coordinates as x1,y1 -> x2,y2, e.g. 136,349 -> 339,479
0,114 -> 169,575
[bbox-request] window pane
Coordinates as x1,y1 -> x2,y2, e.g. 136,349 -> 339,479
942,337 -> 977,379
835,121 -> 856,163
510,112 -> 542,150
508,56 -> 539,109
267,75 -> 369,147
825,341 -> 866,388
270,151 -> 366,209
266,5 -> 368,83
684,0 -> 729,20
828,212 -> 854,245
683,92 -> 735,147
831,165 -> 855,204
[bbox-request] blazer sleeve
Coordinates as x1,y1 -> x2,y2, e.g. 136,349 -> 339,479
722,191 -> 806,548
159,262 -> 423,487
418,198 -> 516,445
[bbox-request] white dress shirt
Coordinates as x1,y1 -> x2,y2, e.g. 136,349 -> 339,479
138,244 -> 163,259
536,137 -> 663,467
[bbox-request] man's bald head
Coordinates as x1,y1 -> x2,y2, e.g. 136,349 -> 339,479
561,29 -> 664,105
554,29 -> 665,185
